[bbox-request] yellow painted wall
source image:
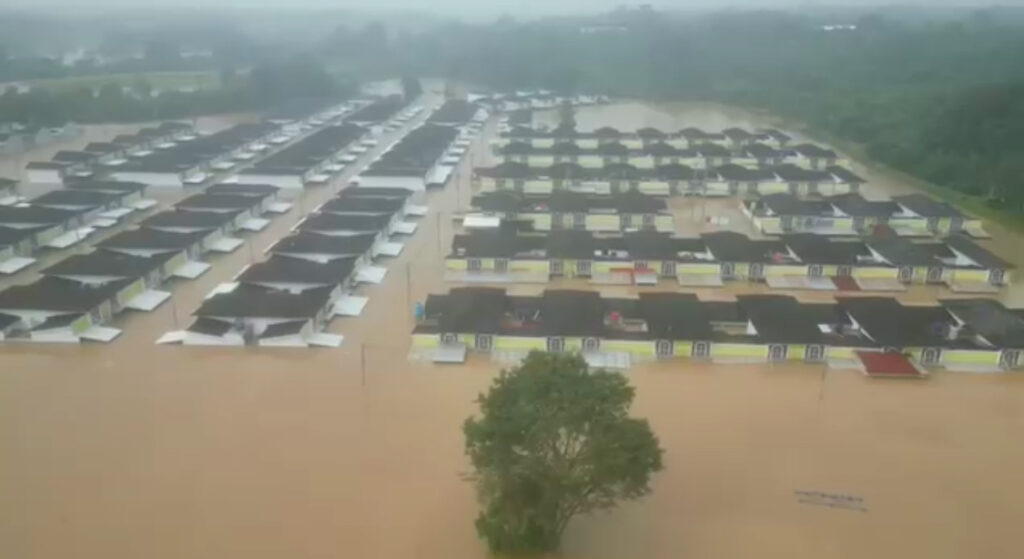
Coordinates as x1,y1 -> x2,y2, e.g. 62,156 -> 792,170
949,269 -> 989,283
587,214 -> 621,231
942,350 -> 1000,367
678,263 -> 720,275
412,333 -> 439,348
654,215 -> 674,232
116,278 -> 147,307
601,339 -> 658,356
639,181 -> 671,195
630,155 -> 655,169
578,139 -> 599,149
446,258 -> 467,271
494,336 -> 548,351
827,347 -> 856,361
765,265 -> 809,277
853,267 -> 898,279
528,155 -> 555,167
578,155 -> 603,168
712,343 -> 769,359
71,314 -> 93,335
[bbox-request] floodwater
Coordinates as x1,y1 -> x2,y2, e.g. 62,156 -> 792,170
3,100 -> 1024,559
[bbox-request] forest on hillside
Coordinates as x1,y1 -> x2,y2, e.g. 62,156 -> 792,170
368,9 -> 1024,212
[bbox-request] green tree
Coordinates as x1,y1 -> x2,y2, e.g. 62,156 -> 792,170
463,351 -> 663,553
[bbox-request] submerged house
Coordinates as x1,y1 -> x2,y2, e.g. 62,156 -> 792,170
744,193 -> 986,237
411,288 -> 1024,372
468,190 -> 674,232
357,124 -> 460,191
442,229 -> 1011,292
40,251 -> 181,312
0,276 -> 137,342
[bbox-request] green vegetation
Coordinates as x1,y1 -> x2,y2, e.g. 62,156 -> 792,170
464,351 -> 663,553
370,10 -> 1024,217
19,71 -> 221,94
0,55 -> 351,126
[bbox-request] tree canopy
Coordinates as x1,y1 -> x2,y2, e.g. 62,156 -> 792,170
464,351 -> 663,553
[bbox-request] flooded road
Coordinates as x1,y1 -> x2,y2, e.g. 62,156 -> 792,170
2,101 -> 1024,559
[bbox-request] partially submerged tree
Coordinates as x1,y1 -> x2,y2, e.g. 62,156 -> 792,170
401,76 -> 423,102
464,351 -> 663,553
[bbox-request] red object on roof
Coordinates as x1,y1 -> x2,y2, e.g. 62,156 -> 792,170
857,351 -> 925,378
832,275 -> 860,291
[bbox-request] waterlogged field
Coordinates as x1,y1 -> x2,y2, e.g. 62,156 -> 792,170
2,101 -> 1023,559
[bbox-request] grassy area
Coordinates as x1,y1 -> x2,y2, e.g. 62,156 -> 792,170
23,71 -> 221,93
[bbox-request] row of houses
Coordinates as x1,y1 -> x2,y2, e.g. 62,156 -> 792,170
492,138 -> 844,171
25,121 -> 196,184
475,91 -> 609,112
443,229 -> 1012,292
0,183 -> 291,343
494,125 -> 794,150
744,193 -> 987,237
0,181 -> 155,275
411,287 -> 1024,372
170,187 -> 424,347
236,124 -> 369,189
0,123 -> 79,156
474,161 -> 865,197
466,190 -> 675,232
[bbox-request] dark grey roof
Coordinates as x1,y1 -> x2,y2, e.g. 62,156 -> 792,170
98,228 -> 207,251
237,255 -> 358,285
176,194 -> 266,210
637,293 -> 712,340
64,180 -> 147,194
940,299 -> 1024,348
141,210 -> 242,230
320,197 -> 405,214
0,205 -> 80,225
0,312 -> 20,331
269,232 -> 376,256
892,194 -> 963,218
943,236 -> 1014,270
0,225 -> 47,247
783,234 -> 871,265
737,295 -> 824,344
260,320 -> 308,338
866,237 -> 938,266
42,251 -> 175,279
540,290 -> 604,336
298,212 -> 392,233
187,318 -> 233,336
701,232 -> 785,262
336,187 -> 413,200
838,297 -> 952,347
206,183 -> 281,197
826,166 -> 866,184
30,189 -> 121,208
0,276 -> 133,312
828,193 -> 900,217
52,150 -> 95,163
195,283 -> 333,319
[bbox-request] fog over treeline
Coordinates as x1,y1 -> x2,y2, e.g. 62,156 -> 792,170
2,4 -> 1024,212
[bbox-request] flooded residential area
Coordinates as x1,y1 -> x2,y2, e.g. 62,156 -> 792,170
4,6 -> 1024,559
3,96 -> 1023,559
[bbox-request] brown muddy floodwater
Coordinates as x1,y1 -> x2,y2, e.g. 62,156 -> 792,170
2,101 -> 1024,559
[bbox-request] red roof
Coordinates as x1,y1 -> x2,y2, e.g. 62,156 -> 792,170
857,351 -> 924,378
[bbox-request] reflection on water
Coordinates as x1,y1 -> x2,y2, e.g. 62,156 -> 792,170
2,101 -> 1024,559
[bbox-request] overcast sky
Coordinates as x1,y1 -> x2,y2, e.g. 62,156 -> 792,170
4,1 -> 1021,20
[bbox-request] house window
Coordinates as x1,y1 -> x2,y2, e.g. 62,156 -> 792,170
747,181 -> 758,194
440,333 -> 459,345
692,341 -> 710,358
926,266 -> 943,283
552,213 -> 565,230
475,334 -> 493,351
552,179 -> 564,188
576,260 -> 592,276
656,340 -> 674,357
989,269 -> 1005,285
769,344 -> 788,362
836,265 -> 852,277
495,178 -> 507,188
468,258 -> 482,272
926,217 -> 939,232
629,180 -> 639,190
641,214 -> 655,229
582,337 -> 600,352
573,213 -> 586,230
781,215 -> 794,231
1001,349 -> 1022,369
634,261 -> 649,271
805,344 -> 825,362
749,263 -> 765,280
921,347 -> 942,366
898,266 -> 913,282
547,337 -> 565,353
788,182 -> 799,194
853,217 -> 866,231
808,265 -> 824,278
950,217 -> 963,232
550,260 -> 564,275
729,181 -> 739,195
721,262 -> 736,279
620,214 -> 633,229
494,258 -> 509,274
660,261 -> 676,278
